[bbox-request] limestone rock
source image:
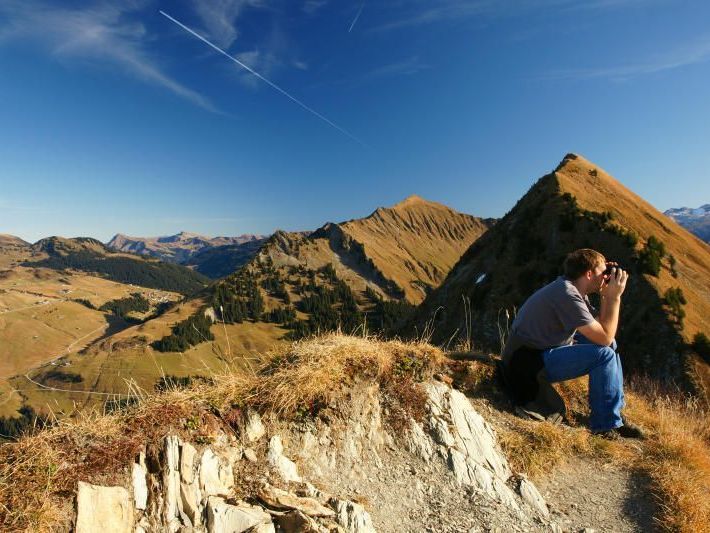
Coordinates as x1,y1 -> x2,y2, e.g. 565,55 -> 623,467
403,419 -> 434,461
200,448 -> 234,497
427,382 -> 510,480
274,510 -> 324,532
206,496 -> 272,533
248,524 -> 277,533
76,481 -> 133,533
268,435 -> 301,483
258,484 -> 335,517
329,498 -> 375,533
295,481 -> 331,503
519,477 -> 549,518
163,436 -> 182,525
180,442 -> 203,526
245,409 -> 266,442
244,447 -> 258,462
132,453 -> 148,511
180,442 -> 198,484
409,382 -> 522,508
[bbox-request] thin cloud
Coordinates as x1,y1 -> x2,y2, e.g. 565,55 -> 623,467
370,0 -> 497,32
363,56 -> 430,80
0,0 -> 217,112
544,36 -> 710,81
370,0 -> 668,32
192,0 -> 265,50
303,0 -> 329,15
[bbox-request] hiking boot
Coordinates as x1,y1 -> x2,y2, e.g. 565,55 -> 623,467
514,401 -> 564,424
594,421 -> 645,440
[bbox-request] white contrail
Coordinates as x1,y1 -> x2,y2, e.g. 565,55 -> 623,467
348,2 -> 365,33
159,10 -> 365,147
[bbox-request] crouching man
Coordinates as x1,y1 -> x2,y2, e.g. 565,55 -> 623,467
502,248 -> 643,439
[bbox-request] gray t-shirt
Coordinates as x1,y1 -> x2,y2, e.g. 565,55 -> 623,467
502,277 -> 596,362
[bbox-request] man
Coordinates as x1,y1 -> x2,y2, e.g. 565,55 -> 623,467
502,248 -> 643,439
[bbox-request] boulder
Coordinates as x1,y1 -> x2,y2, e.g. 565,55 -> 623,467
329,499 -> 375,533
200,448 -> 234,497
412,382 -> 524,508
519,477 -> 549,518
244,410 -> 266,442
132,453 -> 148,511
268,435 -> 301,483
206,496 -> 272,533
75,481 -> 133,533
258,484 -> 335,517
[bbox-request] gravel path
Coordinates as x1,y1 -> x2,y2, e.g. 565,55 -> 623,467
537,457 -> 658,532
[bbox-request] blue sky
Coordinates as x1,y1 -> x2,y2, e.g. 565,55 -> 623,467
1,0 -> 709,243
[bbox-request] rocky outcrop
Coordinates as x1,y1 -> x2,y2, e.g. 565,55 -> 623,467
76,482 -> 133,533
71,381 -> 556,532
408,381 -> 521,510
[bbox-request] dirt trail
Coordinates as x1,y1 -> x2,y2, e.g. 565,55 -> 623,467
538,457 -> 658,532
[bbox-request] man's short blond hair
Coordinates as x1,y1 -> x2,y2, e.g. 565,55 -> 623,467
564,249 -> 605,279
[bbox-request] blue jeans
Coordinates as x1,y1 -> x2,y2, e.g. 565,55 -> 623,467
542,333 -> 624,432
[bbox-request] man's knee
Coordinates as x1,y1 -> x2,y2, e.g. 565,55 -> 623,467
595,345 -> 617,366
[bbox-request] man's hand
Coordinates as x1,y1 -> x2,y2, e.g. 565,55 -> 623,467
580,267 -> 627,346
602,267 -> 628,300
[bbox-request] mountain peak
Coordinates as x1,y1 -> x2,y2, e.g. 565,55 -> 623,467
0,234 -> 29,247
394,194 -> 427,207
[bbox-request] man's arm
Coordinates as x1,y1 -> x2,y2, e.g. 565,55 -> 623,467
577,268 -> 628,346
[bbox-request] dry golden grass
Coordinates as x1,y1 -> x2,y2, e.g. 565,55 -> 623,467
205,332 -> 446,416
624,379 -> 710,533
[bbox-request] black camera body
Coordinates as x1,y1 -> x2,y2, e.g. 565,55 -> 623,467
603,263 -> 622,282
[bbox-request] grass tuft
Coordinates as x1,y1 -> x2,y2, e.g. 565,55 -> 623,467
205,333 -> 445,417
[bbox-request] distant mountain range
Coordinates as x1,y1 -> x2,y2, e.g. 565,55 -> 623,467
12,195 -> 494,409
664,204 -> 710,243
107,231 -> 266,267
24,236 -> 210,295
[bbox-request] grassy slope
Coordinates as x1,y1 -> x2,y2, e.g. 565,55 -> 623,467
12,297 -> 289,416
261,196 -> 491,305
339,195 -> 493,304
0,264 -> 181,417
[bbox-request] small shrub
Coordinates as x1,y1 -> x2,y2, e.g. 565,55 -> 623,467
663,287 -> 687,327
638,235 -> 666,276
692,333 -> 710,364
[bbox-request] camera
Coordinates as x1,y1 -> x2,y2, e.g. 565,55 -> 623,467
603,263 -> 621,283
